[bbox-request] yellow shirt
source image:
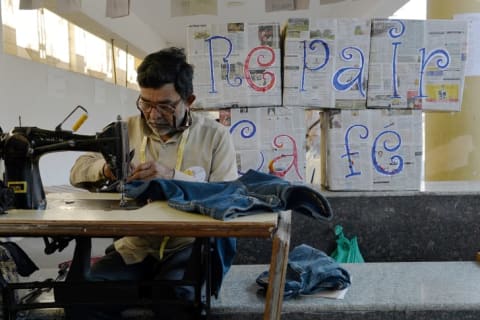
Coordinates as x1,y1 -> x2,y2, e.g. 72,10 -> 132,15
70,112 -> 238,264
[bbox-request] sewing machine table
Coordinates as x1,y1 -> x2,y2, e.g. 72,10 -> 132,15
0,192 -> 291,320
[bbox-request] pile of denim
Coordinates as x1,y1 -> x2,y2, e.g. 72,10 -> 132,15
256,244 -> 351,299
125,169 -> 333,221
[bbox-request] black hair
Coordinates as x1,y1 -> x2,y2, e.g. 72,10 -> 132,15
136,47 -> 194,100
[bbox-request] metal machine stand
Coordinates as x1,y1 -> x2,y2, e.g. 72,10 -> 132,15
2,236 -> 212,320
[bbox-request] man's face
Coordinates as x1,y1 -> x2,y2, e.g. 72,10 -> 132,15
137,84 -> 189,137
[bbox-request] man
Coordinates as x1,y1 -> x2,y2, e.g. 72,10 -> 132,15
68,47 -> 237,319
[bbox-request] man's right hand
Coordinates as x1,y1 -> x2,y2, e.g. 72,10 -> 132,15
102,163 -> 116,180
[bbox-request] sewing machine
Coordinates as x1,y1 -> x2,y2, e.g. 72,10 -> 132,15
0,117 -> 290,320
0,118 -> 129,210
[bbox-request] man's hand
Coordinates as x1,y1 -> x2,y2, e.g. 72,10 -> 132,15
127,161 -> 174,182
102,162 -> 136,181
102,163 -> 116,180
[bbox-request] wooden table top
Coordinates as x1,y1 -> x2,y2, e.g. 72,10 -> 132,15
0,193 -> 279,238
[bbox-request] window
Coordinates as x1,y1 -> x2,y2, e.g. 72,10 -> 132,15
1,0 -> 141,90
391,0 -> 427,20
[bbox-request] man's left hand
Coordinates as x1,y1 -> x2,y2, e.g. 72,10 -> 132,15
127,161 -> 174,181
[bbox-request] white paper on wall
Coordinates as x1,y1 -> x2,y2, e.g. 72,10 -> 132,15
282,17 -> 371,109
324,109 -> 422,191
106,0 -> 129,18
225,107 -> 306,182
56,0 -> 82,13
187,23 -> 282,109
367,18 -> 468,111
454,13 -> 480,77
171,0 -> 218,17
265,0 -> 295,12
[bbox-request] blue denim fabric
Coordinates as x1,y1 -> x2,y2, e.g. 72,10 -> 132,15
124,170 -> 333,298
256,244 -> 351,299
125,169 -> 333,221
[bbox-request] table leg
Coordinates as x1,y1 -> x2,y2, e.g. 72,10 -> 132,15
66,237 -> 92,281
54,237 -> 92,304
263,210 -> 291,320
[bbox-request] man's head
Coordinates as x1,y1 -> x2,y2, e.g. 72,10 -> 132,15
136,47 -> 195,138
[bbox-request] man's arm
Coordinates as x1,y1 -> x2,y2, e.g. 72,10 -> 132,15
69,152 -> 108,188
208,125 -> 238,182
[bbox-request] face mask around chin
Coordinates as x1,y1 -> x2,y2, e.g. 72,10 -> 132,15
143,109 -> 190,136
146,121 -> 176,136
143,110 -> 176,134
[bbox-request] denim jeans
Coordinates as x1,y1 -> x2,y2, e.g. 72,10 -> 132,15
124,169 -> 333,298
256,244 -> 351,299
125,169 -> 333,221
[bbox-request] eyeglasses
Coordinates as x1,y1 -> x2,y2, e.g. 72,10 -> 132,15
136,96 -> 182,114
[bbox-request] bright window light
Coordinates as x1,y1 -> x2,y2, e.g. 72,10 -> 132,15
1,0 -> 141,88
44,10 -> 69,63
16,10 -> 39,50
391,0 -> 427,20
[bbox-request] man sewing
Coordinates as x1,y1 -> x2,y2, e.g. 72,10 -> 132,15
69,47 -> 238,319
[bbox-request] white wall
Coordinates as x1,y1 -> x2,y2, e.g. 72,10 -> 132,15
77,1 -> 167,55
0,53 -> 139,186
0,5 -> 145,186
130,0 -> 410,48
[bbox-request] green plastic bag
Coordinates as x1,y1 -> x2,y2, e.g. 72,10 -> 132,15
330,225 -> 365,263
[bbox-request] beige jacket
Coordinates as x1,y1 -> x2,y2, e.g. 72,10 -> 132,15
70,112 -> 238,264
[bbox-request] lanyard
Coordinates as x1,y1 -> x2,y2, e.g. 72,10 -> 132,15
139,128 -> 191,260
174,127 -> 190,171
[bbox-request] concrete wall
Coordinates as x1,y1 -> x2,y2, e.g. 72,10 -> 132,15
0,53 -> 139,186
0,6 -> 140,186
234,188 -> 480,263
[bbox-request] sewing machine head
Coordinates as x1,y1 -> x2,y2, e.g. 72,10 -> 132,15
0,118 -> 129,209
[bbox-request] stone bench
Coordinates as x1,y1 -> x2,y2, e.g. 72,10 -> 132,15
228,181 -> 480,320
8,257 -> 480,319
211,261 -> 480,320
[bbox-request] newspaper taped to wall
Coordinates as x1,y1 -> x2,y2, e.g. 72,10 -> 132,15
186,23 -> 282,109
222,106 -> 306,182
282,17 -> 371,109
323,109 -> 422,191
367,18 -> 468,111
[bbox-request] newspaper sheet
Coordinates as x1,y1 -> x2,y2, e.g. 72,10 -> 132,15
367,18 -> 468,111
223,107 -> 306,183
282,17 -> 371,109
324,109 -> 422,191
454,13 -> 480,76
187,23 -> 282,109
171,0 -> 218,17
265,0 -> 310,11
